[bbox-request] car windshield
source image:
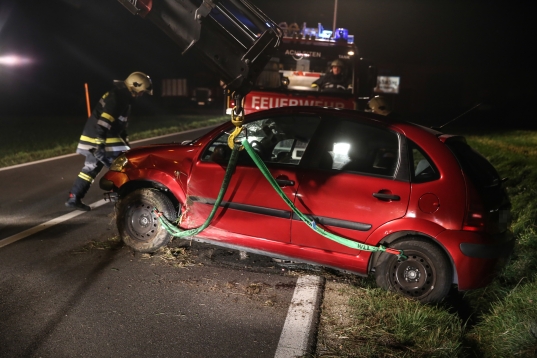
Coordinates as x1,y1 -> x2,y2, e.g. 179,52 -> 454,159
202,115 -> 322,165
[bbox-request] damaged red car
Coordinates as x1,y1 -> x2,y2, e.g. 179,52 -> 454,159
100,106 -> 514,303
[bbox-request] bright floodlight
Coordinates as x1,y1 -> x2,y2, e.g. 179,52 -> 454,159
0,55 -> 32,66
333,142 -> 350,155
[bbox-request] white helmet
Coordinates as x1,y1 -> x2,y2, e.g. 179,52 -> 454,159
368,96 -> 391,116
125,72 -> 153,96
331,59 -> 344,68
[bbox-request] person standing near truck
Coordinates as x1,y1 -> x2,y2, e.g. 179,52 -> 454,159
311,59 -> 351,91
65,72 -> 153,211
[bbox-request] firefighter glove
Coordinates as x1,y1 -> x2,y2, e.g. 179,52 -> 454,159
92,144 -> 112,168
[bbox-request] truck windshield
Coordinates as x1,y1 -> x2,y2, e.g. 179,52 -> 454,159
253,44 -> 355,94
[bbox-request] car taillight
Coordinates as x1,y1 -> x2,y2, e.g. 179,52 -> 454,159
463,183 -> 486,232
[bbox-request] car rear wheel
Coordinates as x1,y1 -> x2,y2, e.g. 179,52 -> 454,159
374,237 -> 452,303
117,188 -> 178,253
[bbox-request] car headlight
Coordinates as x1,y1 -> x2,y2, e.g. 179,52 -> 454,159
110,154 -> 129,172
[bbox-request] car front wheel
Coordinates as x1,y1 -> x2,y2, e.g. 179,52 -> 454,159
374,237 -> 452,303
117,188 -> 178,253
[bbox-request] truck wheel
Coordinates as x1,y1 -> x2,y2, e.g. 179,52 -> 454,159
117,189 -> 178,253
374,237 -> 452,303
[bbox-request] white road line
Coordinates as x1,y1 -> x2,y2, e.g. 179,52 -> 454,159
274,275 -> 325,358
0,199 -> 108,248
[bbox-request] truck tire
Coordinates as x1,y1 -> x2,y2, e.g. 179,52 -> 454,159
374,237 -> 453,303
117,188 -> 178,253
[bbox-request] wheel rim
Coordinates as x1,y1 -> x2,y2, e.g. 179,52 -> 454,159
389,251 -> 436,298
126,202 -> 159,242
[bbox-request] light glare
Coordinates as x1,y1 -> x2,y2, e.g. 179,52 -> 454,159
0,55 -> 32,66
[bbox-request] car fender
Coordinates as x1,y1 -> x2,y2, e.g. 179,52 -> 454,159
124,168 -> 187,205
366,217 -> 446,246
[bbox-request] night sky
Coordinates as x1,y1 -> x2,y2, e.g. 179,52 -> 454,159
0,0 -> 534,116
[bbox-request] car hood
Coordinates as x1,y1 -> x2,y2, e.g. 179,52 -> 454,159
124,143 -> 202,174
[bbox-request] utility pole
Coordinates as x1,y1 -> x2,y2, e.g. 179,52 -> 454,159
332,0 -> 338,36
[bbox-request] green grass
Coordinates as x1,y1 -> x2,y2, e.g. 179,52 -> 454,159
0,114 -> 228,168
316,128 -> 537,358
317,279 -> 465,358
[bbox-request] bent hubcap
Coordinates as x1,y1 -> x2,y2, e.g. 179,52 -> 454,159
127,202 -> 158,241
390,253 -> 435,298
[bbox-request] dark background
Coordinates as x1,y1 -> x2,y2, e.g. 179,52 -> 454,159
0,0 -> 535,123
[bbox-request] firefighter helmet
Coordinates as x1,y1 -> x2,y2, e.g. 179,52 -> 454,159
125,72 -> 153,96
331,59 -> 344,68
368,96 -> 391,116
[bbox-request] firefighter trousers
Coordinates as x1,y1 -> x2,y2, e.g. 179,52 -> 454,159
69,150 -> 105,198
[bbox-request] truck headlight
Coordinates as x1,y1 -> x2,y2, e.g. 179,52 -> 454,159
110,154 -> 128,172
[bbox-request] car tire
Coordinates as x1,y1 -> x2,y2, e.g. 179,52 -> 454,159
374,237 -> 452,303
117,188 -> 178,253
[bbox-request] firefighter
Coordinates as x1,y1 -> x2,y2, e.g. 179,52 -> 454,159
311,59 -> 351,91
65,72 -> 153,211
368,95 -> 392,116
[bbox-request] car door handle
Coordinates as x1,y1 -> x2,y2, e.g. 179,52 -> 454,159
373,192 -> 400,201
276,179 -> 295,187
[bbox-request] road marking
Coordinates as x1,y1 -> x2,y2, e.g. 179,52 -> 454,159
274,275 -> 325,358
0,199 -> 108,248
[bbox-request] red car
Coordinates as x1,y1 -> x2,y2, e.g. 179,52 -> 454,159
100,106 -> 513,303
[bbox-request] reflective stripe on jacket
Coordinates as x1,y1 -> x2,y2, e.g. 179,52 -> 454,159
76,82 -> 132,156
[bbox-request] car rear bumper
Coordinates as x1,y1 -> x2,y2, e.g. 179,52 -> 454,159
436,229 -> 515,291
459,236 -> 514,259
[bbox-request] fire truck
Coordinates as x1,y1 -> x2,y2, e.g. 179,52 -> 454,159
226,22 -> 378,114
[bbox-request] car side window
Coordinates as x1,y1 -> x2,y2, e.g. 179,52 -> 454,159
202,115 -> 321,165
312,119 -> 399,177
410,141 -> 439,183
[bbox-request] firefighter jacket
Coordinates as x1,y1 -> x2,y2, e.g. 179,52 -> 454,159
76,82 -> 133,157
313,72 -> 351,91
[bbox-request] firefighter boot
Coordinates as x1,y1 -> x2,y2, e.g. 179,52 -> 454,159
65,193 -> 91,211
65,176 -> 92,211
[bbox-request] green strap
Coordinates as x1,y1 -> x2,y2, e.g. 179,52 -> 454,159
154,139 -> 406,260
154,144 -> 241,238
241,139 -> 406,260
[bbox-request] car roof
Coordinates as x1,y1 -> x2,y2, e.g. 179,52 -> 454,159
244,106 -> 432,131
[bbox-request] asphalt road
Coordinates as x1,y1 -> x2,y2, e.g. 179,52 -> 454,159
0,127 -> 312,357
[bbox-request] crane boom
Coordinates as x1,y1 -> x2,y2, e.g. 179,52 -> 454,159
117,0 -> 282,96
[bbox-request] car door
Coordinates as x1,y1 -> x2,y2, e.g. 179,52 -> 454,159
186,114 -> 321,243
291,116 -> 411,255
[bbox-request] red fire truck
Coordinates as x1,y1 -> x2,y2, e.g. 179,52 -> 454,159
226,22 -> 377,114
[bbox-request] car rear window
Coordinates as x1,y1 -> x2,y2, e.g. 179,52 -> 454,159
446,139 -> 504,208
445,140 -> 500,188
